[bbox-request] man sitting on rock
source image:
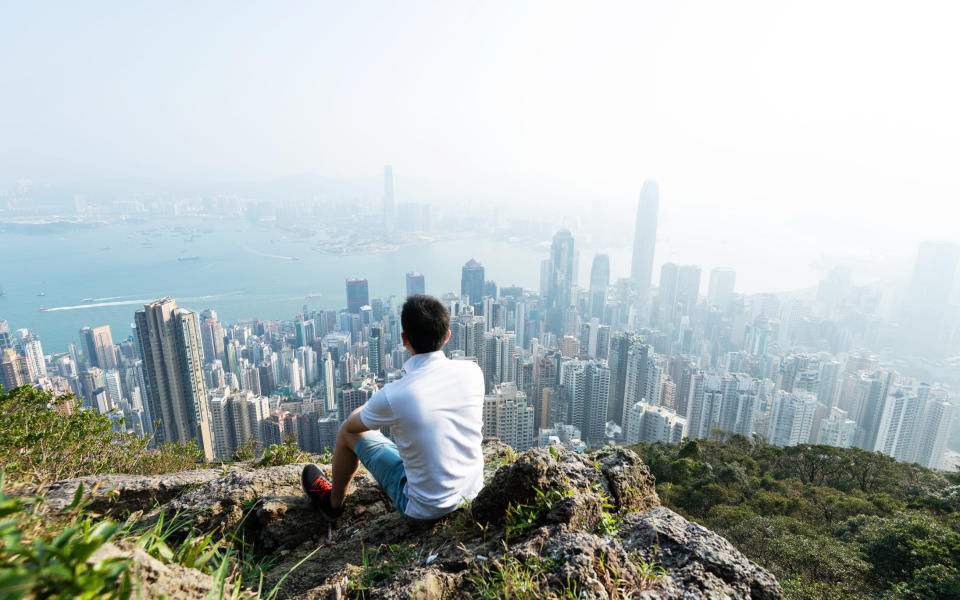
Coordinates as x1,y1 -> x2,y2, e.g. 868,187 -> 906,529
302,294 -> 485,522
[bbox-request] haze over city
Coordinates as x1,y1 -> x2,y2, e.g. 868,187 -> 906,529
5,4 -> 960,599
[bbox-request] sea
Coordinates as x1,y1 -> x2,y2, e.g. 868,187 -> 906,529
0,217 -> 633,353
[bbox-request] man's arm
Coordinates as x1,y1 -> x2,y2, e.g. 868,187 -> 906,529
341,405 -> 371,438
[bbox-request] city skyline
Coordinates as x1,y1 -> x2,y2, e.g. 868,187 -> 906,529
1,206 -> 957,472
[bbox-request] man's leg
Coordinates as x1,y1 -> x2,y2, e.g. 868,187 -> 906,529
329,422 -> 368,508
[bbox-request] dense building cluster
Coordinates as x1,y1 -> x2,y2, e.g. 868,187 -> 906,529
1,179 -> 956,470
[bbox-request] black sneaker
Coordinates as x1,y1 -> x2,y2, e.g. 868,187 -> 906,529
302,464 -> 345,522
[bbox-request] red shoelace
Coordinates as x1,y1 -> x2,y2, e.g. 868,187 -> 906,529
309,476 -> 332,494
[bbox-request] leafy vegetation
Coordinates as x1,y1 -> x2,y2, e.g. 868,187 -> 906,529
632,437 -> 960,600
0,477 -> 131,600
256,434 -> 310,467
0,386 -> 321,599
0,386 -> 202,491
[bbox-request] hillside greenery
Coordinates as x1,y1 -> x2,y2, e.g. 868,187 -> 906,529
0,385 -> 203,492
631,436 -> 960,600
3,385 -> 960,599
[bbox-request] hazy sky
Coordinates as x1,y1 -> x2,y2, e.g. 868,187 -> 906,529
2,1 -> 959,288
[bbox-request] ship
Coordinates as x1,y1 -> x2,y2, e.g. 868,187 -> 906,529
39,307 -> 50,312
178,256 -> 201,262
83,297 -> 94,302
37,291 -> 46,297
306,293 -> 324,299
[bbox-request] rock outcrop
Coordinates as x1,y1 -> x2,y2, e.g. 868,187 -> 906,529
50,441 -> 783,599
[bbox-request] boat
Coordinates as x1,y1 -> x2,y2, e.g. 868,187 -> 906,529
37,292 -> 46,297
39,307 -> 50,312
0,287 -> 5,296
82,297 -> 94,303
306,293 -> 324,299
178,256 -> 201,262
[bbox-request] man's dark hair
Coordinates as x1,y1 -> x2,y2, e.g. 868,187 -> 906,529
401,294 -> 450,354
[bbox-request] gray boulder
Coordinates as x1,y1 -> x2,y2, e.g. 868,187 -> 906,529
620,506 -> 783,599
42,468 -> 235,514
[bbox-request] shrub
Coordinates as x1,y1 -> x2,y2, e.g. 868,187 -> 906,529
0,477 -> 131,599
257,434 -> 308,467
0,386 -> 201,490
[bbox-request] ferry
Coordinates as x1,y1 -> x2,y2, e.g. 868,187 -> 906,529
83,297 -> 94,302
39,307 -> 50,312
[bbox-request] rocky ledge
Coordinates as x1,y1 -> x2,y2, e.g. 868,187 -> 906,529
47,441 -> 782,599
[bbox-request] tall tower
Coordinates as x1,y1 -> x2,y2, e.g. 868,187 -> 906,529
707,268 -> 736,310
461,259 -> 485,306
676,265 -> 702,316
80,325 -> 117,370
630,181 -> 659,304
383,165 -> 395,234
588,254 -> 610,320
346,278 -> 370,314
902,242 -> 960,357
135,298 -> 214,460
405,272 -> 425,297
549,229 -> 576,311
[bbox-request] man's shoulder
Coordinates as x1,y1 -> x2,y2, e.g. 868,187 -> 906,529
425,356 -> 483,385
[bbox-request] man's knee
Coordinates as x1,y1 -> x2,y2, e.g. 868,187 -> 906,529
337,425 -> 371,452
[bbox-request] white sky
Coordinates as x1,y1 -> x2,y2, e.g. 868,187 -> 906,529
1,1 -> 958,290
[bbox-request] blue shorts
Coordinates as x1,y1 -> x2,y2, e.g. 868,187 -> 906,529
353,430 -> 408,515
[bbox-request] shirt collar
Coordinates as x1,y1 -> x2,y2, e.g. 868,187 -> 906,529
402,350 -> 446,373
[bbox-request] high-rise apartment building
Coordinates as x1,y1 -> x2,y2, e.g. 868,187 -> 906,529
80,325 -> 117,371
630,180 -> 659,304
817,407 -> 857,447
23,336 -> 46,380
135,298 -> 214,460
482,328 -> 516,392
346,278 -> 369,314
482,382 -> 536,450
625,401 -> 685,444
768,391 -> 817,447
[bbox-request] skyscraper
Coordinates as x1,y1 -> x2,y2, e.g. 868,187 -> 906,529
676,265 -> 702,316
707,268 -> 736,310
588,254 -> 610,320
768,391 -> 817,447
405,272 -> 425,297
383,165 -> 394,234
902,242 -> 960,357
461,259 -> 485,306
548,229 -> 576,311
135,298 -> 214,460
657,262 -> 679,324
346,278 -> 369,314
80,325 -> 117,371
368,326 -> 385,379
630,180 -> 659,304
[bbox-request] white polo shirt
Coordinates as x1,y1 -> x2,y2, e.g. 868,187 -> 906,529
359,350 -> 485,520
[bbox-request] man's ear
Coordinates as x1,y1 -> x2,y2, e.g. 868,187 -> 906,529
442,329 -> 452,346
